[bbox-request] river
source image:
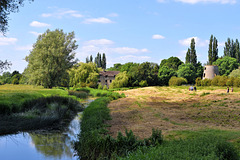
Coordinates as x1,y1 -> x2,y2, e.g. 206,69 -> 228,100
0,99 -> 94,160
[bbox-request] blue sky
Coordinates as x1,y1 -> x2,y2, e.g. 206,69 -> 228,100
1,0 -> 240,73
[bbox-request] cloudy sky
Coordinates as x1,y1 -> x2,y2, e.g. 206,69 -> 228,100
1,0 -> 240,73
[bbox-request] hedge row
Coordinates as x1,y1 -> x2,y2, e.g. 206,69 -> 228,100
196,76 -> 240,87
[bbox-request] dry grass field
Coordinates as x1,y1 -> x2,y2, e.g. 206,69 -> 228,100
106,86 -> 240,139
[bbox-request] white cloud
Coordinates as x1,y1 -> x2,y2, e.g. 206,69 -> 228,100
41,9 -> 84,18
84,39 -> 114,46
152,34 -> 165,39
175,0 -> 236,4
29,31 -> 42,36
0,37 -> 17,45
218,42 -> 225,47
179,37 -> 208,47
15,45 -> 32,51
108,13 -> 119,17
30,21 -> 51,27
83,17 -> 113,24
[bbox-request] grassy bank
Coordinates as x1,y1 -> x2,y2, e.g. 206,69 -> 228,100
0,85 -> 85,135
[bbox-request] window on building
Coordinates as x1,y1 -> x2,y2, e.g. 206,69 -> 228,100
105,80 -> 107,82
203,73 -> 205,77
98,80 -> 101,82
110,80 -> 112,83
204,67 -> 206,70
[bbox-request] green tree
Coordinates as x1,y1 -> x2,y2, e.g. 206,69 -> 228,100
213,56 -> 239,76
195,61 -> 204,78
108,63 -> 122,71
208,35 -> 218,65
101,53 -> 106,70
177,63 -> 196,84
185,48 -> 190,64
190,38 -> 197,67
235,39 -> 240,63
158,66 -> 177,86
90,55 -> 93,62
208,35 -> 213,65
25,29 -> 78,88
224,38 -> 231,57
160,56 -> 183,71
0,0 -> 33,34
86,56 -> 89,63
0,60 -> 11,73
229,67 -> 240,78
69,62 -> 99,88
0,71 -> 11,84
185,38 -> 197,67
109,71 -> 129,89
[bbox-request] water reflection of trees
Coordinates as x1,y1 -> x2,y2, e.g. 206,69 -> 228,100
30,133 -> 73,159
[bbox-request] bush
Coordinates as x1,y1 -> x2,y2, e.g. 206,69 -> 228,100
139,80 -> 148,87
74,88 -> 90,93
98,83 -> 103,89
201,79 -> 212,86
211,76 -> 220,86
233,78 -> 240,87
68,90 -> 88,99
169,76 -> 187,86
226,77 -> 234,86
103,85 -> 108,90
195,77 -> 202,86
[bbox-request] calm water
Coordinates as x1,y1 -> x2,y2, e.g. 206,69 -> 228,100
0,99 -> 94,160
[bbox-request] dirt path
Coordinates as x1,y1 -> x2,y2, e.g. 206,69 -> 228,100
106,87 -> 240,139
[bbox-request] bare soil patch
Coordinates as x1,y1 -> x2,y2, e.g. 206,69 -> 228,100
106,87 -> 240,139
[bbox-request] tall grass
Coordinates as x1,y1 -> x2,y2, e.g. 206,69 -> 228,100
0,96 -> 83,135
120,135 -> 239,160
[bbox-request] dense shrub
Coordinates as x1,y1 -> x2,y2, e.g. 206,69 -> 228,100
74,88 -> 90,93
226,77 -> 235,86
169,76 -> 187,86
68,90 -> 88,99
211,76 -> 220,86
103,85 -> 108,90
218,76 -> 228,86
201,78 -> 212,86
233,78 -> 240,87
98,83 -> 103,89
195,77 -> 202,86
139,80 -> 148,87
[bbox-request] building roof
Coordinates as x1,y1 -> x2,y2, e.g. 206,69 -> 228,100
99,71 -> 120,77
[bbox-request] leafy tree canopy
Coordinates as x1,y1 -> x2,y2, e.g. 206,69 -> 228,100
109,71 -> 129,89
213,56 -> 239,76
69,62 -> 99,88
158,66 -> 177,86
0,60 -> 11,73
160,56 -> 183,71
25,29 -> 78,88
177,63 -> 196,84
228,67 -> 240,78
0,0 -> 33,34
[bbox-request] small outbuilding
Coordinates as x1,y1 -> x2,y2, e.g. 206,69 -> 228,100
203,65 -> 219,80
99,71 -> 120,88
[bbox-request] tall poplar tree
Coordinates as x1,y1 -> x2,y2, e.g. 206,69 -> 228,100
208,35 -> 213,65
90,55 -> 93,62
208,35 -> 218,65
185,48 -> 190,64
212,37 -> 218,62
190,38 -> 197,67
224,38 -> 231,57
101,53 -> 106,70
235,39 -> 240,63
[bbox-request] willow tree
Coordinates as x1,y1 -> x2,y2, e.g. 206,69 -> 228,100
25,29 -> 78,88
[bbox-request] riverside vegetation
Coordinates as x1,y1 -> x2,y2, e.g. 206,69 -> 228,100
0,84 -> 123,135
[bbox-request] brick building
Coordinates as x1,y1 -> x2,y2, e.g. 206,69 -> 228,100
99,71 -> 120,87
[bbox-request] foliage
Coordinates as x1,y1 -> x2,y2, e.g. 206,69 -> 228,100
119,135 -> 239,160
68,90 -> 88,99
0,0 -> 34,34
195,77 -> 202,86
229,67 -> 240,78
201,78 -> 212,86
74,97 -> 163,160
107,63 -> 122,71
158,66 -> 177,86
0,96 -> 82,135
169,76 -> 187,86
69,62 -> 99,88
103,85 -> 108,90
159,56 -> 183,71
139,80 -> 148,87
98,83 -> 103,89
25,29 -> 78,88
208,35 -> 218,65
177,63 -> 196,84
185,38 -> 197,67
0,60 -> 11,73
109,71 -> 129,89
224,38 -> 240,63
213,56 -> 239,76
